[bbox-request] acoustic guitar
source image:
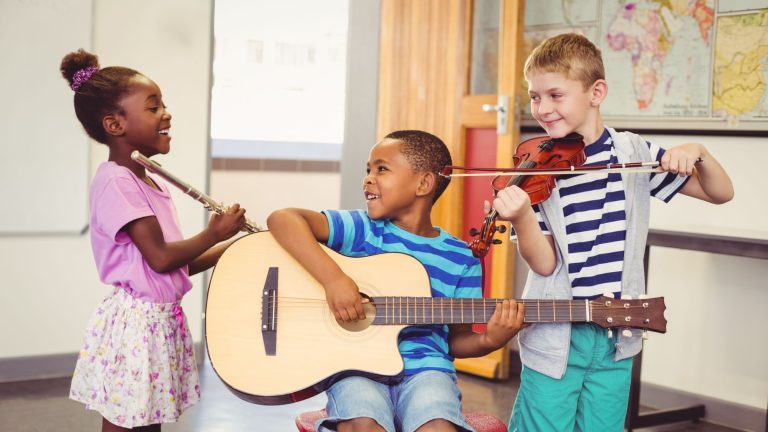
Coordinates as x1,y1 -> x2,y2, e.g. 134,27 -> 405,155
205,232 -> 666,405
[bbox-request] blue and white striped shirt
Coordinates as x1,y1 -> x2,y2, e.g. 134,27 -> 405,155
323,209 -> 482,375
515,129 -> 689,299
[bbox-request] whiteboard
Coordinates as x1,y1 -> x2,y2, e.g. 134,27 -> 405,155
0,0 -> 92,235
645,133 -> 768,241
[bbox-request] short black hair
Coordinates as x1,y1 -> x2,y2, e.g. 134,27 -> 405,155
383,130 -> 452,202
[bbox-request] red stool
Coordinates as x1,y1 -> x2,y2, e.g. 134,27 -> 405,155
295,409 -> 507,432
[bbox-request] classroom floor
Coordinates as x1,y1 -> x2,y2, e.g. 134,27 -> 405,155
0,359 -> 742,432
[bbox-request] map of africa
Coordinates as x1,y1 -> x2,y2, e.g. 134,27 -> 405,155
523,0 -> 768,129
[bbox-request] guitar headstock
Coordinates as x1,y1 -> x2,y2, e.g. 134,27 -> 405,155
589,296 -> 667,334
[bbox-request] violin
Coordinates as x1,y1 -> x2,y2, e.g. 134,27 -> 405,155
493,133 -> 586,205
442,133 -> 659,259
442,136 -> 669,302
459,133 -> 585,258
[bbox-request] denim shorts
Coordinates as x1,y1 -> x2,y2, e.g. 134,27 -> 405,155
317,370 -> 474,432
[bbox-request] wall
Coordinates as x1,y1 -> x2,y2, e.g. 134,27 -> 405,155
209,171 -> 341,224
641,134 -> 767,411
0,0 -> 213,368
340,0 -> 381,210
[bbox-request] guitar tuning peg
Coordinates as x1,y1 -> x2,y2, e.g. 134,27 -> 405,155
497,225 -> 507,234
492,239 -> 503,245
622,329 -> 633,338
638,294 -> 649,299
642,330 -> 648,340
607,329 -> 613,339
468,228 -> 479,237
603,292 -> 615,298
620,295 -> 633,300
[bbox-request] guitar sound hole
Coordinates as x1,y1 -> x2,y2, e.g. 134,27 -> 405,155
337,298 -> 377,333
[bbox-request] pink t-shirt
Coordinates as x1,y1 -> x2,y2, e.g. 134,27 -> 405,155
89,162 -> 192,303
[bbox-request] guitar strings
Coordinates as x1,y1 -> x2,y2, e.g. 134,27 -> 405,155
260,300 -> 655,327
262,299 -> 654,327
264,297 -> 654,310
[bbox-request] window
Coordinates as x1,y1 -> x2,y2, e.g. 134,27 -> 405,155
211,0 -> 349,162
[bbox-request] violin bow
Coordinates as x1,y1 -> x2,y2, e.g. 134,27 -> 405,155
440,161 -> 660,178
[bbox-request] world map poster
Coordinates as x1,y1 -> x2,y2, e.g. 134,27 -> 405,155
522,0 -> 768,131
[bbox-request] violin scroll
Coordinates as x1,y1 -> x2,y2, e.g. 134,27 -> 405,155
467,211 -> 507,258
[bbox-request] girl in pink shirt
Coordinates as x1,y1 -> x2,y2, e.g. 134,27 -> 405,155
62,49 -> 246,432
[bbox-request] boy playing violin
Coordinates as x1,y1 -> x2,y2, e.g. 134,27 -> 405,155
490,33 -> 733,431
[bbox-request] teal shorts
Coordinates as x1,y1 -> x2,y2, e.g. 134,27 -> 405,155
509,323 -> 633,432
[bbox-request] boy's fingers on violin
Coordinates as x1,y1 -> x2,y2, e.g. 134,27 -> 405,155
502,186 -> 530,206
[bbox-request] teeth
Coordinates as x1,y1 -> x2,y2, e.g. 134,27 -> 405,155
159,129 -> 170,135
366,193 -> 379,201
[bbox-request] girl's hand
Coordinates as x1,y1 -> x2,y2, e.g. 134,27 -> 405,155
207,203 -> 246,242
324,274 -> 366,322
489,185 -> 533,224
660,143 -> 703,177
484,300 -> 525,349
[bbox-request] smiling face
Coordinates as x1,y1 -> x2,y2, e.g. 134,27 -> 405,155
527,71 -> 605,143
115,75 -> 172,157
363,138 -> 423,221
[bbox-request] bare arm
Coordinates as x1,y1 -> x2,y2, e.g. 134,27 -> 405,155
489,186 -> 557,275
266,208 -> 366,322
124,204 -> 245,274
188,237 -> 239,275
662,143 -> 734,204
448,300 -> 525,358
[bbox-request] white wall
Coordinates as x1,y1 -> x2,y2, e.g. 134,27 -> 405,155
0,0 -> 213,359
209,170 -> 341,224
641,134 -> 768,410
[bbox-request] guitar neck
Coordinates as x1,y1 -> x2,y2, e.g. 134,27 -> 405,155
369,297 -> 589,325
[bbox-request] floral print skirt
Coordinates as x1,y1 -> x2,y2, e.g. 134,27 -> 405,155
70,288 -> 200,427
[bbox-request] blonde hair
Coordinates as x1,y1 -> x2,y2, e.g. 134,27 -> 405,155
524,33 -> 605,89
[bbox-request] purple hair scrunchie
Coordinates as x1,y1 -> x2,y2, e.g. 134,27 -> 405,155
70,66 -> 99,91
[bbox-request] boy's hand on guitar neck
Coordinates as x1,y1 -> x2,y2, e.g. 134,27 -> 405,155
324,273 -> 367,322
483,300 -> 526,350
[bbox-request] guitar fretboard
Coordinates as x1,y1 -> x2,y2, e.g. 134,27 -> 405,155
369,297 -> 589,325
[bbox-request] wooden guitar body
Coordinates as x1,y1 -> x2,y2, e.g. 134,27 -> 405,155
205,232 -> 430,405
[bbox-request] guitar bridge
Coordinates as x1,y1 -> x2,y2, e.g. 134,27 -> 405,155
261,267 -> 278,356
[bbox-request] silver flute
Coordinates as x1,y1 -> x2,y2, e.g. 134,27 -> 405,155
131,151 -> 264,233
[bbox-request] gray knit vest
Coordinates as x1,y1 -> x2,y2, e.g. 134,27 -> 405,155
516,127 -> 652,379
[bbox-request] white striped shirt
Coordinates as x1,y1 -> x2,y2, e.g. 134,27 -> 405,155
513,129 -> 689,299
